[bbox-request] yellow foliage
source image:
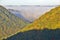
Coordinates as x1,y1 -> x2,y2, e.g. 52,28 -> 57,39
20,6 -> 60,32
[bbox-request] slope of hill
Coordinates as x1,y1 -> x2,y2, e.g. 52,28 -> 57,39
8,9 -> 31,23
3,6 -> 60,40
19,6 -> 60,32
0,5 -> 30,40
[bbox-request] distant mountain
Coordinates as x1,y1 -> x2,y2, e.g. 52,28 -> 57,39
0,6 -> 30,40
5,5 -> 55,22
8,9 -> 32,23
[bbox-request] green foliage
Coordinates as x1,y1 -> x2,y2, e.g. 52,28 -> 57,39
0,5 -> 29,40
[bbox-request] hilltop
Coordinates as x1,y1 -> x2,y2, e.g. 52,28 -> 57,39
0,5 -> 29,40
20,6 -> 60,32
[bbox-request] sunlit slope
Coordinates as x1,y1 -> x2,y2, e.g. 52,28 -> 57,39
20,6 -> 60,32
0,6 -> 29,39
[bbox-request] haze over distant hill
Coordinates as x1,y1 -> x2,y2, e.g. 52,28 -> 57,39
0,5 -> 30,40
8,9 -> 32,22
4,5 -> 56,22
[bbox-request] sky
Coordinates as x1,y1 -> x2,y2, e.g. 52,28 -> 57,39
0,0 -> 60,5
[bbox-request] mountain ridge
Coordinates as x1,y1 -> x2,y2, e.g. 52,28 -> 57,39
19,6 -> 60,32
0,5 -> 30,40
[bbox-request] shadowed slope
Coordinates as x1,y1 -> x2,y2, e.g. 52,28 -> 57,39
0,5 -> 30,40
19,6 -> 60,32
4,29 -> 60,40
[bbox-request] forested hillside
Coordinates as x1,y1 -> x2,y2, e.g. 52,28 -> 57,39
0,5 -> 29,40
